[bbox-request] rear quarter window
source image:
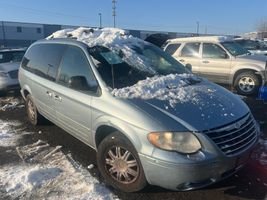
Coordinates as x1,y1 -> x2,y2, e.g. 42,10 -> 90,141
22,43 -> 66,81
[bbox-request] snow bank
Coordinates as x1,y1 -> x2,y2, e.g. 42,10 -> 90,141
0,97 -> 24,111
112,73 -> 214,107
47,27 -> 156,74
0,120 -> 115,200
0,120 -> 21,147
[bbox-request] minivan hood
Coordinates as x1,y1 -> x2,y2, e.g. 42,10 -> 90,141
0,62 -> 20,72
124,82 -> 249,132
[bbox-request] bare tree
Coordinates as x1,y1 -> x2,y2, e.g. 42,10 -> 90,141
256,18 -> 267,38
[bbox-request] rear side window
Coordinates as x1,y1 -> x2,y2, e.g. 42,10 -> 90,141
22,44 -> 66,81
180,43 -> 200,57
165,43 -> 181,55
58,45 -> 98,93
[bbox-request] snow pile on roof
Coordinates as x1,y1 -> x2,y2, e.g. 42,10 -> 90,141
112,73 -> 215,107
47,27 -> 156,74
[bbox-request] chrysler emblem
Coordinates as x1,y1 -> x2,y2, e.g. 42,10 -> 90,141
234,122 -> 242,129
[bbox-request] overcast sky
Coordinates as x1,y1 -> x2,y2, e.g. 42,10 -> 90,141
0,0 -> 266,35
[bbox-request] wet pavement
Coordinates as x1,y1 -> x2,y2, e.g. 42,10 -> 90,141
0,92 -> 267,200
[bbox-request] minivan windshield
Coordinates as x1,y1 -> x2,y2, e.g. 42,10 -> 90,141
221,41 -> 250,56
89,44 -> 188,89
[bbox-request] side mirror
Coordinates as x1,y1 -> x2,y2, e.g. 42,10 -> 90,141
68,76 -> 98,93
220,53 -> 228,59
185,64 -> 192,72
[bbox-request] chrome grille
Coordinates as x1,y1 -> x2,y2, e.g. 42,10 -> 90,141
203,113 -> 257,156
8,70 -> 18,79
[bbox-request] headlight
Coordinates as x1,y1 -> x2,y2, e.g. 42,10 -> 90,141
148,132 -> 201,154
0,72 -> 8,77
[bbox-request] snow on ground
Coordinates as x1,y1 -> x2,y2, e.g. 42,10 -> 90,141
0,120 -> 22,147
0,120 -> 115,200
258,139 -> 267,165
0,96 -> 24,111
112,73 -> 214,107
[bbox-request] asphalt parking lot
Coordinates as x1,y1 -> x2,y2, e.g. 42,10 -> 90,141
0,92 -> 267,200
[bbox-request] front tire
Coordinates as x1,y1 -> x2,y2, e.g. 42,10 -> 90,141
97,131 -> 147,192
234,71 -> 260,95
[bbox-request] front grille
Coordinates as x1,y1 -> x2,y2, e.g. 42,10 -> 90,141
203,113 -> 257,156
8,70 -> 18,79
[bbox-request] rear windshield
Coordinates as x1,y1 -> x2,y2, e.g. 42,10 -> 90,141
0,51 -> 25,63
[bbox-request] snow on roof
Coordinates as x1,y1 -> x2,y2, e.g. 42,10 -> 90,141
47,27 -> 157,74
167,35 -> 235,43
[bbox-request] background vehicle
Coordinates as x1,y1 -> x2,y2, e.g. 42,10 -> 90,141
234,38 -> 267,56
19,28 -> 259,192
163,36 -> 267,95
0,48 -> 26,95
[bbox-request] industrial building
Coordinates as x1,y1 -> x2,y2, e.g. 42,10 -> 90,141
0,21 -> 195,48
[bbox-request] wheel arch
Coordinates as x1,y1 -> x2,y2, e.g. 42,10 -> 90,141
231,67 -> 263,85
21,85 -> 32,100
93,118 -> 145,154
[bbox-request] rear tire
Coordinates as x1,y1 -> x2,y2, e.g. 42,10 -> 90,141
97,131 -> 147,192
234,71 -> 260,95
25,94 -> 44,125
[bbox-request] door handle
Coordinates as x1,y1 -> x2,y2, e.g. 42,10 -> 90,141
202,60 -> 209,63
54,95 -> 62,102
46,91 -> 53,97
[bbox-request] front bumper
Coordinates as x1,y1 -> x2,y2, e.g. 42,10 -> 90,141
139,147 -> 255,191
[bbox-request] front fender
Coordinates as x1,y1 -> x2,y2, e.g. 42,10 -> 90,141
92,115 -> 154,156
230,65 -> 265,84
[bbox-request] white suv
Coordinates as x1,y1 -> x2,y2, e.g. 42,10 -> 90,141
164,36 -> 267,95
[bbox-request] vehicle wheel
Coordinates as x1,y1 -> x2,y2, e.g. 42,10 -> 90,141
234,71 -> 260,95
26,94 -> 44,125
97,131 -> 147,192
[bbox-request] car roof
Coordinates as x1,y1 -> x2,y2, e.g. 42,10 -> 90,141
166,36 -> 235,44
33,38 -> 87,47
0,47 -> 27,52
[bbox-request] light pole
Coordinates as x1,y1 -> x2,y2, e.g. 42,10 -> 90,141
98,13 -> 102,28
196,21 -> 199,35
112,0 -> 116,28
1,21 -> 6,47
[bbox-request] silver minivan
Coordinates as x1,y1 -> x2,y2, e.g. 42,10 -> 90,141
19,28 -> 260,192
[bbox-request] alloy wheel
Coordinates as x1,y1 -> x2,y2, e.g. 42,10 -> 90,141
105,146 -> 139,184
238,76 -> 255,93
